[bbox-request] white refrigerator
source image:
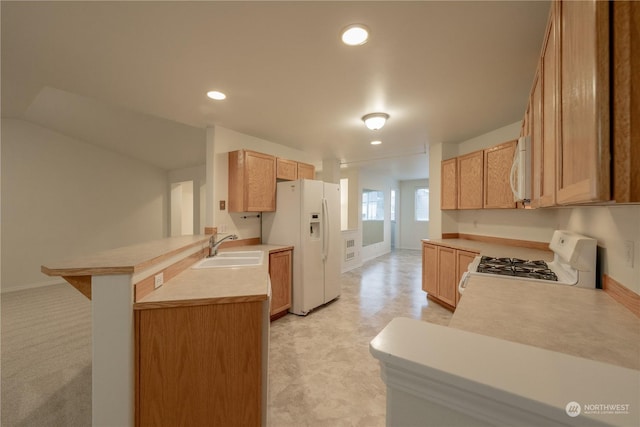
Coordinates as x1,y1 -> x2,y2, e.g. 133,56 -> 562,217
262,179 -> 341,315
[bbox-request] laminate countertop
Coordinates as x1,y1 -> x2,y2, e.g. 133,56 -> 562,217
450,275 -> 640,370
134,245 -> 292,310
422,238 -> 553,261
41,235 -> 211,276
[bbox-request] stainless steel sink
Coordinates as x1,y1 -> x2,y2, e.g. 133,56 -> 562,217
192,252 -> 263,269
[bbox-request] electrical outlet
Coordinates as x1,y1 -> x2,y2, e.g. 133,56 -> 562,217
154,272 -> 164,289
624,241 -> 634,268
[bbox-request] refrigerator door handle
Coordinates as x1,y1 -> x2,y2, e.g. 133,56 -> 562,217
322,198 -> 329,262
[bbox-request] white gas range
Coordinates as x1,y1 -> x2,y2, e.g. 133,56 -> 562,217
459,230 -> 597,294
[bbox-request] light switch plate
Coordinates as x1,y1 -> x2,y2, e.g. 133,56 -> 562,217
154,272 -> 164,289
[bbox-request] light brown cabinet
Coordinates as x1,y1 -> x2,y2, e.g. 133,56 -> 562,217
269,248 -> 292,320
444,140 -> 519,211
297,162 -> 315,180
440,158 -> 458,210
135,301 -> 264,426
611,1 -> 640,203
276,158 -> 315,181
483,140 -> 517,209
457,150 -> 484,210
422,243 -> 438,296
533,3 -> 559,208
556,0 -> 611,204
276,158 -> 298,180
422,241 -> 478,309
229,150 -> 276,212
525,0 -> 634,206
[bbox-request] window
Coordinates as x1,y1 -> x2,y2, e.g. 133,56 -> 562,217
415,187 -> 429,221
362,189 -> 384,221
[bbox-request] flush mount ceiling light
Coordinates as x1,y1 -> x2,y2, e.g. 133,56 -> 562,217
207,90 -> 226,100
362,112 -> 389,130
341,24 -> 369,46
370,140 -> 382,145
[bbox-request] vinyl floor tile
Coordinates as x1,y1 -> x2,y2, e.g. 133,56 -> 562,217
267,249 -> 453,426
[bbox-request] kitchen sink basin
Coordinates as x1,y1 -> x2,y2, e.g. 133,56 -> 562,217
192,252 -> 263,269
215,251 -> 263,258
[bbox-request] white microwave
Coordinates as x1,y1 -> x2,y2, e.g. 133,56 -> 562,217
509,135 -> 531,202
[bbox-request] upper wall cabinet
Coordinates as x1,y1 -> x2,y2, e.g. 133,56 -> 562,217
228,150 -> 276,212
297,162 -> 315,180
611,1 -> 640,203
276,158 -> 315,181
483,140 -> 517,209
531,2 -> 559,209
457,150 -> 484,210
442,140 -> 519,211
441,158 -> 458,210
276,158 -> 298,181
523,0 -> 640,206
556,0 -> 610,204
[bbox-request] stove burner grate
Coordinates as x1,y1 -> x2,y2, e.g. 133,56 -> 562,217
477,256 -> 557,281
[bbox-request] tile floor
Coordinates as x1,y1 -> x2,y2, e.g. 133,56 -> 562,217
267,249 -> 453,426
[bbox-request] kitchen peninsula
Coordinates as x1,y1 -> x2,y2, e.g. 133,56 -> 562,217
42,235 -> 288,427
371,273 -> 640,427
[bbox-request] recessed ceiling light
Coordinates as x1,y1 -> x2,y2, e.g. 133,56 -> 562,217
362,112 -> 389,130
207,90 -> 226,100
341,24 -> 369,46
371,140 -> 382,145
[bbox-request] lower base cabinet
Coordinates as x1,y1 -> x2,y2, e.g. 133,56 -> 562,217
269,248 -> 292,320
422,242 -> 478,309
135,301 -> 264,426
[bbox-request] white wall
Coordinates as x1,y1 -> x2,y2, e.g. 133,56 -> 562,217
169,165 -> 206,234
1,119 -> 168,292
430,120 -> 640,293
399,179 -> 430,250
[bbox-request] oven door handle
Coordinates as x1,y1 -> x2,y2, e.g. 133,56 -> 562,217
458,271 -> 471,295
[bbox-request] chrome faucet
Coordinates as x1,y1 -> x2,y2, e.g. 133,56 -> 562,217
209,234 -> 238,257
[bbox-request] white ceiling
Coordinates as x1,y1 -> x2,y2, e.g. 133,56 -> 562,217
1,1 -> 550,180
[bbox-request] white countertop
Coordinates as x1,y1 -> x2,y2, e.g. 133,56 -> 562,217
370,317 -> 640,427
450,275 -> 640,370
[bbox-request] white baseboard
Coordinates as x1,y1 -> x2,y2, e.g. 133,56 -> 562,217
1,278 -> 67,294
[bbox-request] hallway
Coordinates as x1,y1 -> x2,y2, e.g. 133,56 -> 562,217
268,249 -> 453,426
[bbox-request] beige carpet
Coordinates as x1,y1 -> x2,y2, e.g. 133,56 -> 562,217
1,249 -> 452,426
1,283 -> 92,426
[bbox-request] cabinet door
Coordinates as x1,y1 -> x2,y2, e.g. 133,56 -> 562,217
539,4 -> 559,207
269,249 -> 292,318
483,140 -> 517,209
276,158 -> 297,181
456,250 -> 478,304
422,243 -> 438,296
245,151 -> 276,211
297,162 -> 315,180
136,302 -> 262,426
557,0 -> 610,204
437,246 -> 457,307
457,150 -> 484,209
612,1 -> 640,203
441,158 -> 458,210
531,69 -> 544,208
